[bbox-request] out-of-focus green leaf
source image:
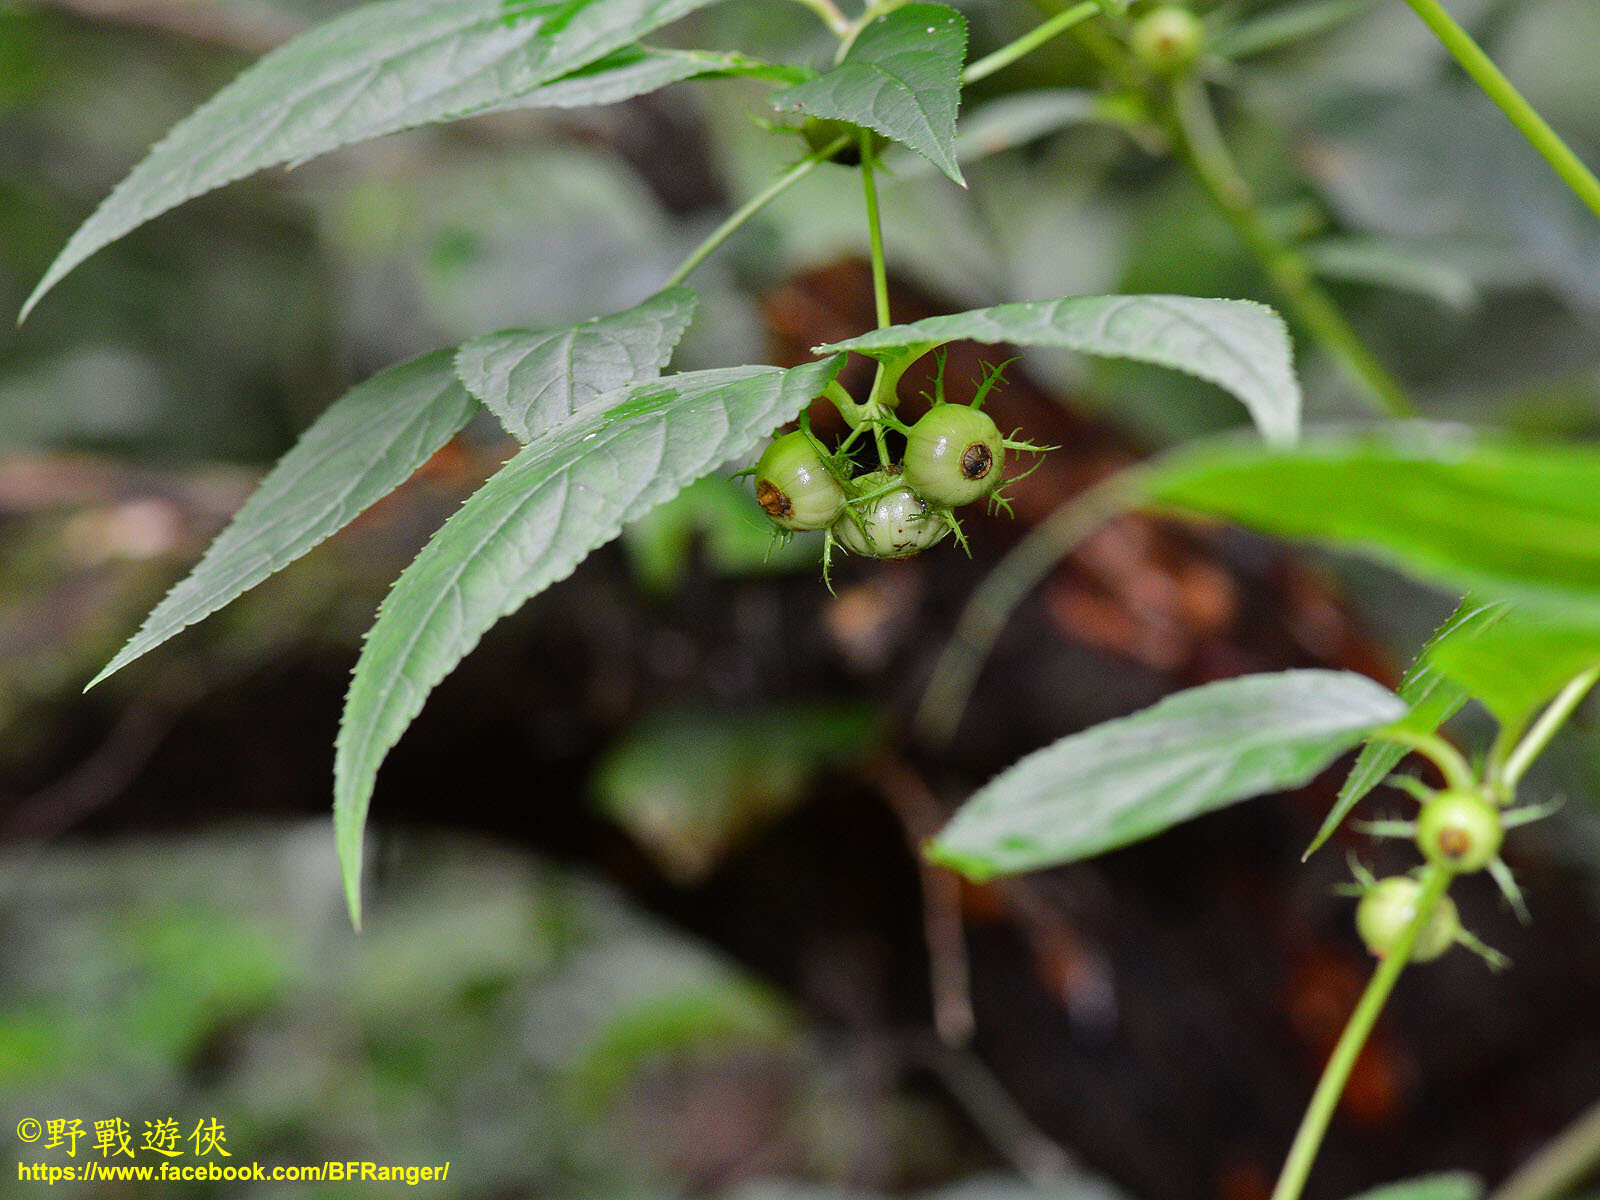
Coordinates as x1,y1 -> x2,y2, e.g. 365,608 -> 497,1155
1428,609 -> 1600,726
771,3 -> 967,184
454,288 -> 696,443
929,671 -> 1405,881
1304,235 -> 1478,310
1310,597 -> 1503,857
88,351 -> 476,689
595,702 -> 880,882
1146,427 -> 1600,630
1342,1172 -> 1483,1200
816,295 -> 1300,444
21,0 -> 728,319
1211,0 -> 1378,59
335,357 -> 844,926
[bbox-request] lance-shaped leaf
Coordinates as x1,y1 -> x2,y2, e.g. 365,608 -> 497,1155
334,356 -> 844,925
455,287 -> 696,443
1343,1174 -> 1483,1200
468,44 -> 803,118
1145,426 -> 1600,627
928,671 -> 1406,880
1309,598 -> 1503,858
87,351 -> 477,690
771,3 -> 967,185
21,0 -> 728,320
815,295 -> 1300,444
1427,608 -> 1600,726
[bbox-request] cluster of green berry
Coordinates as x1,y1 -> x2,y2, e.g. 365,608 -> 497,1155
748,371 -> 1042,579
1348,787 -> 1537,967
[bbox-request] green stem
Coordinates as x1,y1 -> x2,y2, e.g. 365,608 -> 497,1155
1167,77 -> 1415,418
1269,866 -> 1453,1200
663,136 -> 851,290
791,0 -> 852,37
1370,727 -> 1477,794
1400,0 -> 1600,226
1490,1095 -> 1600,1200
914,471 -> 1144,746
1501,667 -> 1600,792
859,133 -> 892,331
858,131 -> 897,466
963,1 -> 1101,85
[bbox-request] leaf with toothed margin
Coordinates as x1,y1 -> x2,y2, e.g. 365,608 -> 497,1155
1307,597 -> 1504,859
334,356 -> 844,926
20,0 -> 734,320
87,351 -> 477,691
771,3 -> 968,185
455,287 -> 697,443
928,670 -> 1407,881
814,294 -> 1301,445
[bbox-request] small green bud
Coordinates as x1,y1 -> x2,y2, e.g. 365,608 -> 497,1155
1130,6 -> 1205,75
1356,877 -> 1459,962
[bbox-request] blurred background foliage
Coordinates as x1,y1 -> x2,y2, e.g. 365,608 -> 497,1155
3,0 -> 1600,1197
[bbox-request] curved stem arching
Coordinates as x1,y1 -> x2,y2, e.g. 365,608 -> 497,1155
663,136 -> 851,290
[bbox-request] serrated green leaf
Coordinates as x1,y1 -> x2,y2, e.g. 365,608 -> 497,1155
470,44 -> 803,116
1309,597 -> 1504,858
1146,426 -> 1600,628
21,0 -> 728,320
929,671 -> 1405,880
1310,598 -> 1499,852
815,295 -> 1300,444
455,287 -> 696,443
87,351 -> 477,690
771,3 -> 967,185
1428,608 -> 1600,726
334,356 -> 843,925
1343,1173 -> 1483,1200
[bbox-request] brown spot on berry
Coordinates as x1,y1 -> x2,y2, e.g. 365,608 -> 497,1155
1439,827 -> 1471,859
756,479 -> 791,518
960,442 -> 994,481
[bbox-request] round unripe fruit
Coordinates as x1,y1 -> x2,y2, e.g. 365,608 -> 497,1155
754,431 -> 847,532
1356,877 -> 1459,962
1416,790 -> 1503,874
1130,6 -> 1205,75
903,406 -> 1006,507
832,469 -> 950,559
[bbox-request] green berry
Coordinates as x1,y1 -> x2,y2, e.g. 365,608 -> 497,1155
832,469 -> 950,559
1416,790 -> 1503,874
903,405 -> 1005,508
753,431 -> 847,532
1130,6 -> 1205,75
1355,877 -> 1459,962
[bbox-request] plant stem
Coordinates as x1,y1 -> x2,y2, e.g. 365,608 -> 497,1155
662,136 -> 851,289
1166,77 -> 1415,418
1400,0 -> 1600,226
1270,865 -> 1453,1200
914,470 -> 1144,745
859,132 -> 892,331
858,131 -> 898,465
1370,727 -> 1477,794
963,1 -> 1101,85
1490,1095 -> 1600,1200
790,0 -> 852,37
1501,667 -> 1600,792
